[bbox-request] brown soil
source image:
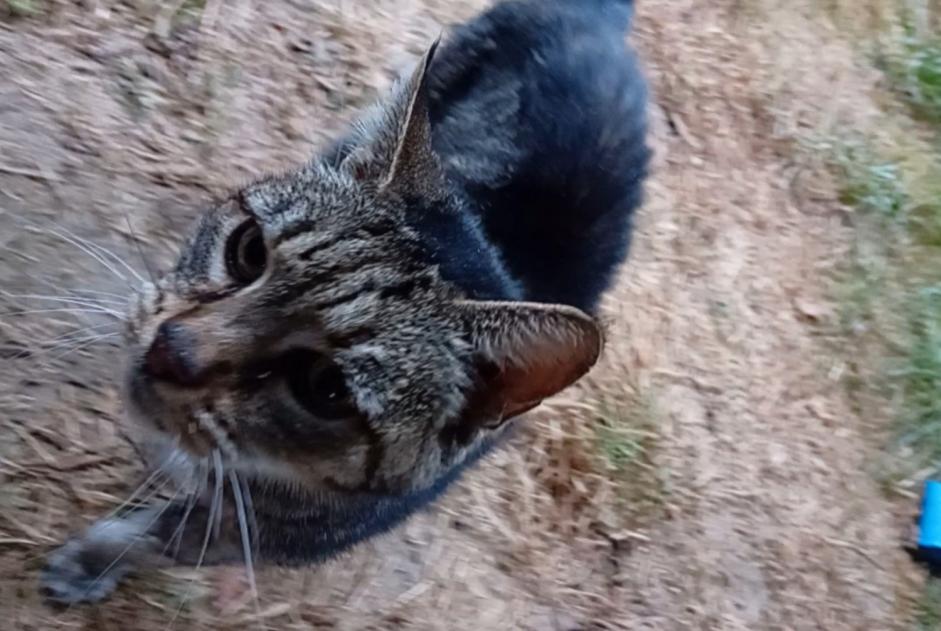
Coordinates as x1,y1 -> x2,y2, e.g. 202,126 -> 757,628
0,1 -> 924,629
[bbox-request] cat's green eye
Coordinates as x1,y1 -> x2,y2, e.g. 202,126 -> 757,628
287,353 -> 357,421
225,219 -> 267,284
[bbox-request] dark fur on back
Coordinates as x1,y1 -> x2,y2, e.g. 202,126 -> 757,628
426,0 -> 648,311
41,0 -> 649,605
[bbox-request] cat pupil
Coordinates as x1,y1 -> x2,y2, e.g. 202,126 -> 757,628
241,233 -> 265,271
284,351 -> 354,420
310,363 -> 350,412
226,220 -> 267,283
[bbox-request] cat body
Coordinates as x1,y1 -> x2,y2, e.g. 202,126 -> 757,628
41,0 -> 648,603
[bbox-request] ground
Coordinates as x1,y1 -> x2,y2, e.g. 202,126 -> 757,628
0,0 -> 928,629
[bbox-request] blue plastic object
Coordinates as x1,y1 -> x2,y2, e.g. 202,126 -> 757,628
919,480 -> 941,549
914,479 -> 941,572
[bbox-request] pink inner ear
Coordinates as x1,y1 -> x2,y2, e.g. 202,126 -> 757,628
499,346 -> 596,413
456,299 -> 603,426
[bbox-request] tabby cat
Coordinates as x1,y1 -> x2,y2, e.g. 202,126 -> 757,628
41,0 -> 648,604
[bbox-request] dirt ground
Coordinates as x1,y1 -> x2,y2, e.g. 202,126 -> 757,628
0,1 -> 926,629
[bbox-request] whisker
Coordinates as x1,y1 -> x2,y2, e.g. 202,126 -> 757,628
2,293 -> 125,308
239,472 -> 259,560
67,288 -> 129,301
230,471 -> 261,620
122,212 -> 157,286
102,467 -> 171,523
163,456 -> 205,558
47,333 -> 120,360
166,453 -> 223,630
164,487 -> 199,560
2,307 -> 124,320
211,450 -> 224,541
44,228 -> 134,287
9,329 -> 119,361
52,225 -> 147,287
25,274 -> 129,303
32,322 -> 117,346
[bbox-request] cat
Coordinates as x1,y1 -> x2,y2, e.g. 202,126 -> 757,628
41,0 -> 649,605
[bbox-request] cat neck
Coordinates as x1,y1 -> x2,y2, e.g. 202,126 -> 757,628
245,434 -> 502,565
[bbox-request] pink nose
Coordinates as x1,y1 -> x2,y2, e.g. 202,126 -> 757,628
143,322 -> 202,387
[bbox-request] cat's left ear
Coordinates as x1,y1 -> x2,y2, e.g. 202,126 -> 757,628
342,39 -> 442,192
455,300 -> 604,427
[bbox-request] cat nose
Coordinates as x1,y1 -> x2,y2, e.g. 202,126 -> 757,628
143,321 -> 202,387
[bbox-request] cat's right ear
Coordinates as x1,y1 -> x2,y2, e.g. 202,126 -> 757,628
454,300 -> 604,428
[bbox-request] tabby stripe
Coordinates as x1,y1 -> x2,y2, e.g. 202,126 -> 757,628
274,219 -> 321,246
359,418 -> 384,488
298,234 -> 348,261
325,326 -> 375,349
312,287 -> 377,312
278,220 -> 398,250
377,275 -> 434,300
264,256 -> 408,308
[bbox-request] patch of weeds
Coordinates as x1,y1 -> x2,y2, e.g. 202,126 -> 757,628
595,394 -> 655,474
835,143 -> 909,218
909,198 -> 941,247
878,19 -> 941,125
894,286 -> 941,466
828,136 -> 941,477
592,389 -> 667,513
916,577 -> 941,630
173,0 -> 207,29
596,415 -> 646,473
4,0 -> 43,18
829,140 -> 907,340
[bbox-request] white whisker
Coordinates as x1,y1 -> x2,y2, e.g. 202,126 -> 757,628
122,212 -> 156,285
68,288 -> 128,301
45,228 -> 134,286
164,488 -> 199,560
239,472 -> 259,559
2,307 -> 124,320
161,451 -> 210,559
48,333 -> 120,360
166,453 -> 223,630
230,471 -> 261,620
26,274 -> 129,304
13,331 -> 119,361
211,450 -> 225,540
2,292 -> 125,308
51,226 -> 147,286
102,468 -> 170,523
32,322 -> 117,346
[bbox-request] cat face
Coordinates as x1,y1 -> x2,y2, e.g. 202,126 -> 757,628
123,46 -> 603,495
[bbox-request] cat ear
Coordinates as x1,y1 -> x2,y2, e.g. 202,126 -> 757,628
455,300 -> 604,426
342,39 -> 441,191
381,38 -> 440,190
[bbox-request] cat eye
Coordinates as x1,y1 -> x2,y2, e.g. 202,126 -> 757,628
287,353 -> 356,421
225,219 -> 267,284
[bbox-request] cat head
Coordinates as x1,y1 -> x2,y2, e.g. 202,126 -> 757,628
123,44 -> 603,494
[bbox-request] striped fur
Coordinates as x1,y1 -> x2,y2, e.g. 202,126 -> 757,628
42,0 -> 647,604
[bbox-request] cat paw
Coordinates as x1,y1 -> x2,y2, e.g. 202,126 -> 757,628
40,537 -> 130,605
39,512 -> 159,606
